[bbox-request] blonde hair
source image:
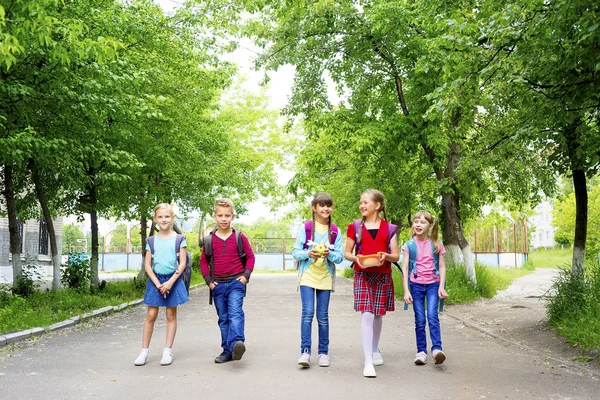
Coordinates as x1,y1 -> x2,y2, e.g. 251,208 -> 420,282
357,189 -> 387,244
153,203 -> 175,229
214,198 -> 235,214
154,203 -> 175,217
311,192 -> 334,244
410,210 -> 441,253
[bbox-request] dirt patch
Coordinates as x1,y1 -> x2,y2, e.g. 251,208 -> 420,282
446,296 -> 600,376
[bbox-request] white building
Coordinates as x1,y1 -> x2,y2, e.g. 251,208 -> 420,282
530,201 -> 556,248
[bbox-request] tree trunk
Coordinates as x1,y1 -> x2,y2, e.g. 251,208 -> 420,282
441,190 -> 476,283
571,169 -> 587,276
136,219 -> 154,281
29,160 -> 61,290
3,163 -> 22,282
90,209 -> 99,290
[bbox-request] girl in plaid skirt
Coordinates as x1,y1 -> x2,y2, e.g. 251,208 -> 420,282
344,189 -> 399,378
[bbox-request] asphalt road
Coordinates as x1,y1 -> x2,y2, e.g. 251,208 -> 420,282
1,274 -> 598,400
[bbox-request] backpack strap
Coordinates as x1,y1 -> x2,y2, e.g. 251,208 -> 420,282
406,237 -> 418,277
431,240 -> 440,275
352,219 -> 362,254
302,221 -> 312,249
146,236 -> 155,254
202,232 -> 214,304
235,230 -> 247,267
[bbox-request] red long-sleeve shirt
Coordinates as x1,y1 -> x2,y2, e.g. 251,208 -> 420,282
199,230 -> 255,284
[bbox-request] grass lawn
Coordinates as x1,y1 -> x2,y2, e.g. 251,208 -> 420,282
528,247 -> 571,269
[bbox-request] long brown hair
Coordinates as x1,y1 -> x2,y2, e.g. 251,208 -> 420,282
357,189 -> 387,245
410,210 -> 440,253
311,192 -> 333,244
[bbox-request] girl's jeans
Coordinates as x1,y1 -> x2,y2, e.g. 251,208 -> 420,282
409,281 -> 442,353
299,285 -> 331,354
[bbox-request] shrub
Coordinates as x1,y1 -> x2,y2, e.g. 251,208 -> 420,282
61,253 -> 91,291
12,259 -> 42,297
546,261 -> 600,350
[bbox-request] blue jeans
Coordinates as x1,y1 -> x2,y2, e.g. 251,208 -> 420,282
409,281 -> 442,353
212,279 -> 246,355
299,285 -> 331,354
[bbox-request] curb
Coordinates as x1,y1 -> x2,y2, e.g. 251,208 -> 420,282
444,310 -> 600,379
0,283 -> 203,348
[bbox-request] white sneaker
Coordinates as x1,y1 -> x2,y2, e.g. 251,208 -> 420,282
414,351 -> 427,365
432,349 -> 446,365
363,364 -> 376,378
134,351 -> 148,366
298,351 -> 311,368
372,352 -> 384,366
318,354 -> 330,367
160,349 -> 173,366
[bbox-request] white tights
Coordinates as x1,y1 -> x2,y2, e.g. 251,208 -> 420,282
361,312 -> 383,366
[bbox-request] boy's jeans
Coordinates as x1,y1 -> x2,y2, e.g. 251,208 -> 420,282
299,285 -> 331,354
409,281 -> 442,354
213,279 -> 246,354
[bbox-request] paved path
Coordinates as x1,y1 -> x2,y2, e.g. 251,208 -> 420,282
1,273 -> 598,400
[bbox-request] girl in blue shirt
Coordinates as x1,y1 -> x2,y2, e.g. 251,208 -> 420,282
134,203 -> 188,367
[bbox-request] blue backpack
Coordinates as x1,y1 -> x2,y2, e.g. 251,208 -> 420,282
146,234 -> 192,294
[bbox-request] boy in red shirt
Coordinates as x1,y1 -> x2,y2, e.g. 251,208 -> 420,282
200,199 -> 255,363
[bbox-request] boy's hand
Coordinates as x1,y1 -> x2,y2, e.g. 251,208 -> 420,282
438,287 -> 448,299
236,276 -> 248,285
404,292 -> 413,305
209,282 -> 218,290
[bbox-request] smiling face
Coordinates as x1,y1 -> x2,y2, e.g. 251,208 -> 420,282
214,205 -> 234,231
154,207 -> 174,232
412,214 -> 432,238
359,193 -> 380,219
313,203 -> 332,224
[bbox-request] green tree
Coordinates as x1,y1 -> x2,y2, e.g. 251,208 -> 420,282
482,0 -> 600,274
62,223 -> 85,254
239,0 -> 555,282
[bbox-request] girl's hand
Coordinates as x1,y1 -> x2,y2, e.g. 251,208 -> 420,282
377,251 -> 388,265
308,249 -> 322,259
439,287 -> 448,299
404,291 -> 413,305
321,248 -> 330,259
160,280 -> 173,295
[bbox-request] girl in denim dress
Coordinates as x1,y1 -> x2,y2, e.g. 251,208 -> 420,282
134,203 -> 189,366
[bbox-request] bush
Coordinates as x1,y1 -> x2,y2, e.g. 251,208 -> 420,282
61,253 -> 91,291
546,262 -> 600,350
11,260 -> 42,297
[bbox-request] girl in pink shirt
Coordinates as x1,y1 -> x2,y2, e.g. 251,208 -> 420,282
401,211 -> 448,366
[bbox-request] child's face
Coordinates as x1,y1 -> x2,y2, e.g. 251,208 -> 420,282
313,203 -> 332,223
214,206 -> 234,230
154,208 -> 173,231
359,194 -> 380,218
413,215 -> 431,237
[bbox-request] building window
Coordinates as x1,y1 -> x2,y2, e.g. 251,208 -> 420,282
17,219 -> 24,253
39,220 -> 49,255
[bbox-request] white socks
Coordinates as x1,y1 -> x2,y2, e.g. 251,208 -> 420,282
134,348 -> 149,366
160,348 -> 173,366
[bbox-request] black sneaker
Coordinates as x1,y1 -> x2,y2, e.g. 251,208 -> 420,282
231,341 -> 246,361
214,352 -> 232,363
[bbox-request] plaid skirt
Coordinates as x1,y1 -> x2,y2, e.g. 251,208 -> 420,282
354,270 -> 395,315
